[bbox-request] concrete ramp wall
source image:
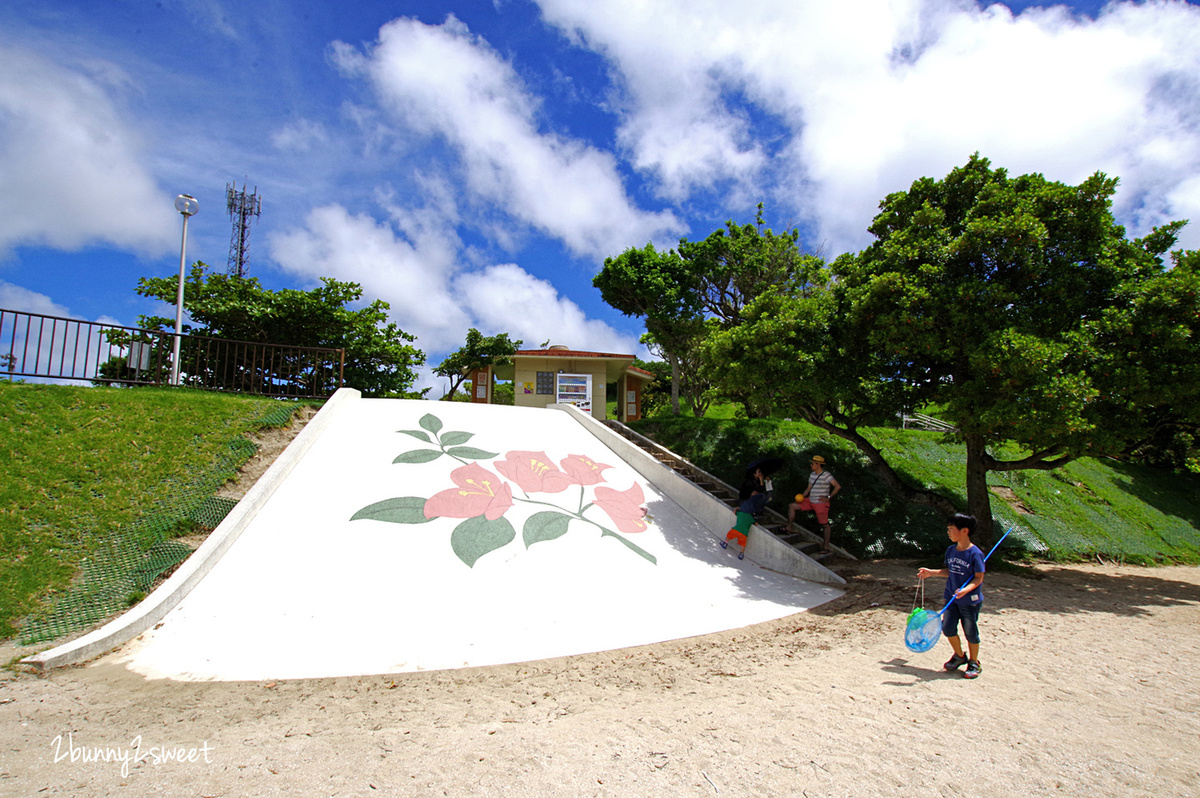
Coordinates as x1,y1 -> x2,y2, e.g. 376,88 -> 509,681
28,392 -> 842,681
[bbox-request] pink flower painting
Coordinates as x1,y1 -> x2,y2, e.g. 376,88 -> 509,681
356,412 -> 658,566
559,454 -> 613,486
592,483 -> 649,534
424,463 -> 513,521
494,450 -> 574,494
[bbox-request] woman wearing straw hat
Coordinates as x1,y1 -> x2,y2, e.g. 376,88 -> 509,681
787,455 -> 840,554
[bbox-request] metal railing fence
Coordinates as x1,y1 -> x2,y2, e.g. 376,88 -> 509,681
1,307 -> 344,399
900,411 -> 957,432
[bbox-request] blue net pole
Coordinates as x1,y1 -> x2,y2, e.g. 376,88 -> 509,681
904,526 -> 1014,654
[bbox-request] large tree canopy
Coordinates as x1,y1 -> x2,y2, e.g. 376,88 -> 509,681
134,263 -> 426,397
594,206 -> 822,416
844,155 -> 1198,539
702,260 -> 953,513
717,155 -> 1199,542
678,204 -> 822,328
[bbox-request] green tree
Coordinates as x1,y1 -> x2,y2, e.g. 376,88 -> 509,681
706,268 -> 958,514
678,203 -> 823,329
492,380 -> 515,406
722,155 -> 1199,542
678,208 -> 827,418
596,207 -> 821,417
635,327 -> 715,417
593,243 -> 703,415
132,263 -> 426,397
433,328 -> 522,400
1091,246 -> 1200,472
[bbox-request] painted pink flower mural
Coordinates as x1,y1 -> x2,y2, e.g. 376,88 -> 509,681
494,451 -> 574,494
559,454 -> 612,486
423,463 -> 513,521
351,413 -> 655,568
593,483 -> 649,534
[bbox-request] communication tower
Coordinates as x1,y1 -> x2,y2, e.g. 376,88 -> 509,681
226,181 -> 262,277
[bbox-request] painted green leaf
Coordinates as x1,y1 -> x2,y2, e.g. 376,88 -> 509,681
439,430 -> 474,446
419,414 -> 443,435
393,449 -> 442,464
523,511 -> 571,548
451,516 -> 516,567
398,429 -> 432,442
446,446 -> 499,460
600,529 -> 658,565
350,497 -> 434,524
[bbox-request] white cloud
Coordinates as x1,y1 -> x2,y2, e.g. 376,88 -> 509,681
1166,174 -> 1200,243
455,263 -> 640,354
271,118 -> 330,152
536,0 -> 1200,252
182,0 -> 239,40
794,0 -> 1200,250
268,203 -> 470,353
0,45 -> 178,256
0,282 -> 129,383
0,280 -> 74,318
537,0 -> 786,200
332,15 -> 684,259
267,201 -> 636,361
0,280 -> 127,331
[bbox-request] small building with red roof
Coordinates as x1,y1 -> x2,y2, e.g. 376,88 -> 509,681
475,344 -> 653,422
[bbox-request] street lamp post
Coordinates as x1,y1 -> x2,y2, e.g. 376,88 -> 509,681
171,194 -> 199,386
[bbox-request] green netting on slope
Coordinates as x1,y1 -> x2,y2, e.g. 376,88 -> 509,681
18,406 -> 293,645
255,404 -> 298,429
1005,480 -> 1200,563
1030,515 -> 1200,562
189,496 -> 240,531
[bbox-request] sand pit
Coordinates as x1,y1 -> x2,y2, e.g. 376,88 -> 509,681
3,559 -> 1198,797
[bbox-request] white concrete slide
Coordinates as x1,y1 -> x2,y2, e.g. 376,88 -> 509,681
26,392 -> 842,681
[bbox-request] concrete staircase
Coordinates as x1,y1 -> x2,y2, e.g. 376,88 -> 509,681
602,419 -> 856,562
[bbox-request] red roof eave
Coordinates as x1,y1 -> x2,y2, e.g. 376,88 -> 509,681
513,349 -> 635,359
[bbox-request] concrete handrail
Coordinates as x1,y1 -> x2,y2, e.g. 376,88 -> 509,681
601,418 -> 856,561
554,405 -> 845,586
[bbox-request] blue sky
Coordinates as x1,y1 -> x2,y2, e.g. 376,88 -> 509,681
2,0 -> 1198,395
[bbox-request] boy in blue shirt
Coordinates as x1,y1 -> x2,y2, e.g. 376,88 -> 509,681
918,513 -> 987,679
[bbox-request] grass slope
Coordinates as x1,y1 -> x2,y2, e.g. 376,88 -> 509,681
0,383 -> 299,640
633,415 -> 1200,565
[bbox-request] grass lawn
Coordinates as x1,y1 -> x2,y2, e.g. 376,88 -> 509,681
0,382 -> 301,640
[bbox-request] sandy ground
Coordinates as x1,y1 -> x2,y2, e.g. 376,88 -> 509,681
3,560 -> 1197,797
3,410 -> 1199,796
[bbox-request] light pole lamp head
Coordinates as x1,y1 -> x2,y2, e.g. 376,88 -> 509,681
175,194 -> 199,217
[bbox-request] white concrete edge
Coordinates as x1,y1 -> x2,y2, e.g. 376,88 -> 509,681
22,387 -> 363,671
551,404 -> 846,587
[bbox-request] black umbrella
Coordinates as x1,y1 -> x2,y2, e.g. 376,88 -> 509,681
744,456 -> 785,476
